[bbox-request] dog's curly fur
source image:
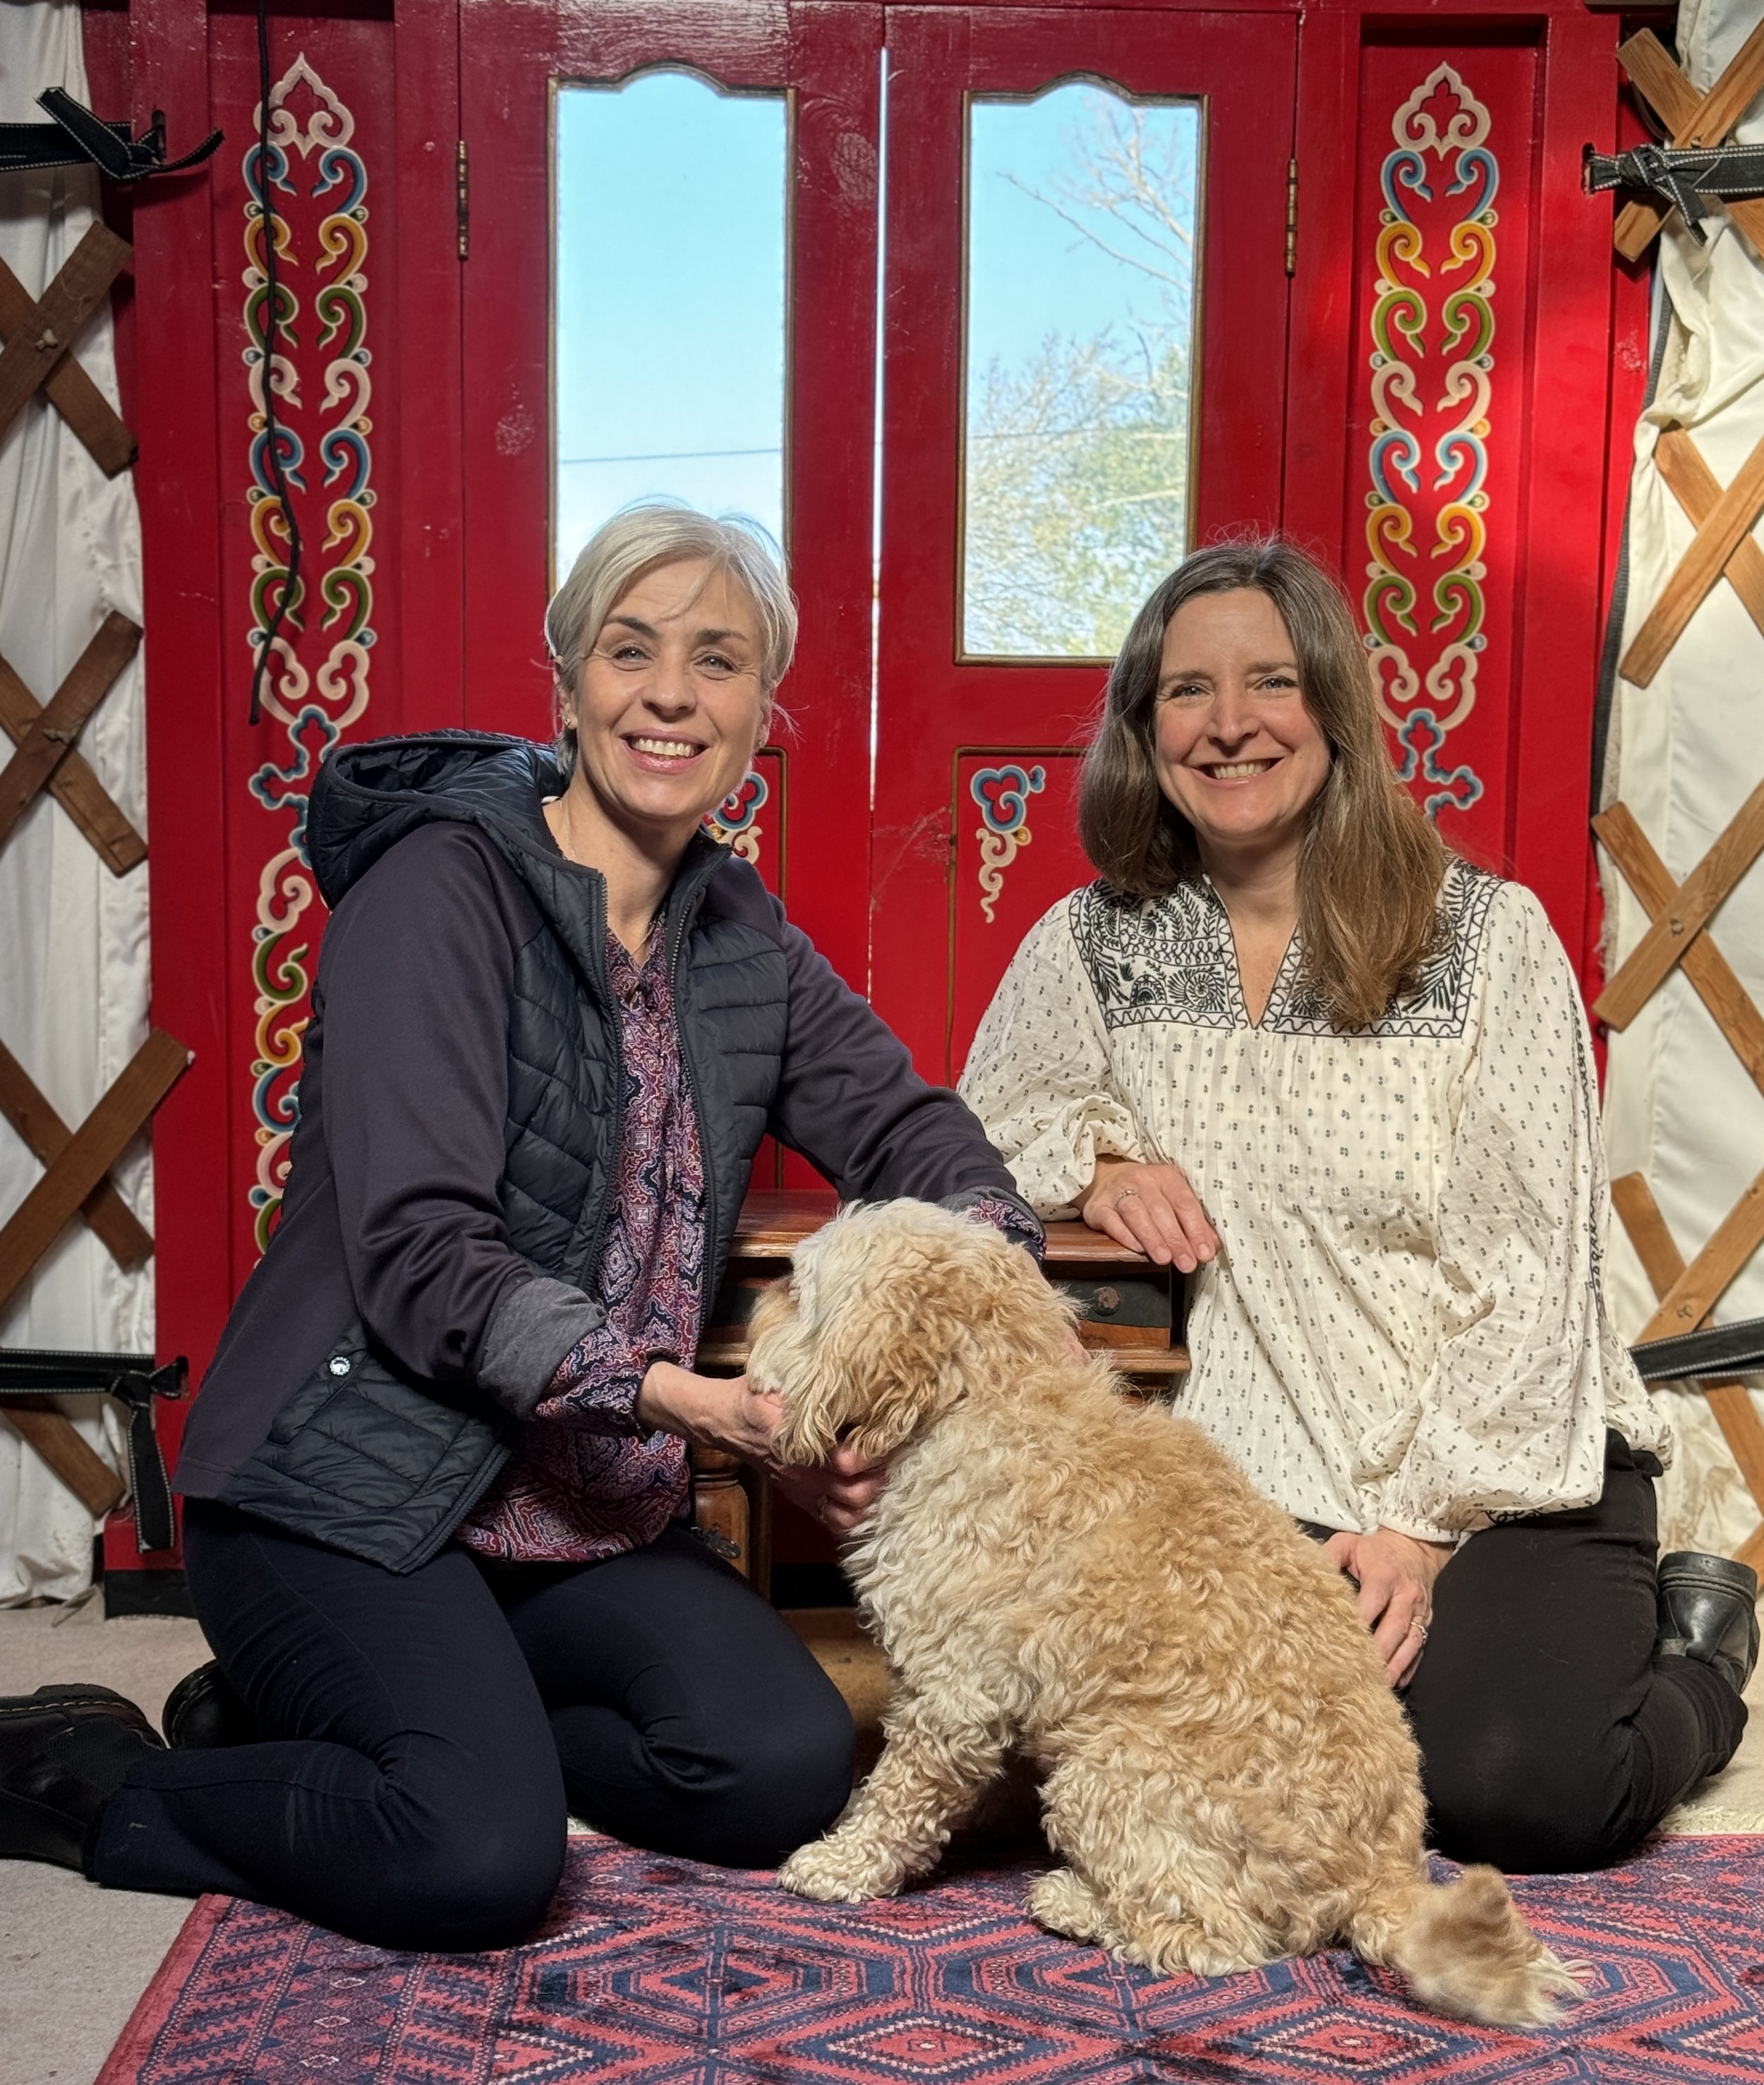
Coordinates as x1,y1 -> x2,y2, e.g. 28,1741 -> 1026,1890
748,1201 -> 1581,2028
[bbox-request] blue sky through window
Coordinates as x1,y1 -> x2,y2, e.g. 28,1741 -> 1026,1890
554,72 -> 789,579
552,67 -> 1200,651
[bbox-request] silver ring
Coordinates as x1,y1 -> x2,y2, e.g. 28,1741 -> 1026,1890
1413,1621 -> 1429,1643
1116,1187 -> 1141,1203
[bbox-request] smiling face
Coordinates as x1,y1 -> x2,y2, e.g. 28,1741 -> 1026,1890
561,556 -> 768,851
1151,587 -> 1331,874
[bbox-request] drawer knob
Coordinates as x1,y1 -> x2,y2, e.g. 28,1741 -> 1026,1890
1094,1286 -> 1120,1315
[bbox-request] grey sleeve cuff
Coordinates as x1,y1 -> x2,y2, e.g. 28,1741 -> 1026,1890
478,1274 -> 606,1418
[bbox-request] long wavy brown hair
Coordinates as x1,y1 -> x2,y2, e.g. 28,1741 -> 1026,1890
1078,538 -> 1448,1031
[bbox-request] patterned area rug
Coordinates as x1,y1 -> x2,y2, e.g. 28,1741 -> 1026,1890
99,1836 -> 1764,2085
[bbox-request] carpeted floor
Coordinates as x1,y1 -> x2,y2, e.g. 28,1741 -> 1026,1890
4,1599 -> 1764,2085
97,1833 -> 1764,2085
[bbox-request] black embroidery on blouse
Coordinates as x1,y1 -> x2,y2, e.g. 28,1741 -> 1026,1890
1071,860 -> 1504,1039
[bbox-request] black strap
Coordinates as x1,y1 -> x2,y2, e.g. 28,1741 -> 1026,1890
0,1349 -> 186,1553
1631,1317 -> 1764,1384
1584,140 -> 1764,243
0,91 -> 220,184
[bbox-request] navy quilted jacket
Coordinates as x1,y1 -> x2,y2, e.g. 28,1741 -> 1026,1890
174,733 -> 1037,1571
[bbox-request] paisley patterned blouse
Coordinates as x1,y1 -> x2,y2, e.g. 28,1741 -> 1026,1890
459,929 -> 700,1565
959,861 -> 1667,1542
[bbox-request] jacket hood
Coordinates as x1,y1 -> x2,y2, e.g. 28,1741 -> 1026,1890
308,732 -> 567,909
307,731 -> 733,984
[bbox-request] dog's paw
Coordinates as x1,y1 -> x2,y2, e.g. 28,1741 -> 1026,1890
778,1839 -> 905,1903
1027,1868 -> 1107,1943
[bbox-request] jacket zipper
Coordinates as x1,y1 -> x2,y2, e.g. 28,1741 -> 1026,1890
666,862 -> 721,1315
576,872 -> 626,1296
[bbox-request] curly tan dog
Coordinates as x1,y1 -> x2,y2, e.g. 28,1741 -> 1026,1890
748,1200 -> 1580,2027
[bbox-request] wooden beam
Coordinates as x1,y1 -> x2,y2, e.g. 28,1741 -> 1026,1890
1637,1167 -> 1764,1342
0,651 -> 145,875
0,224 -> 131,449
0,613 -> 140,855
1620,436 -> 1764,689
0,1038 -> 152,1269
1616,25 -> 1764,259
0,1030 -> 189,1319
1654,427 -> 1764,643
0,1401 -> 125,1518
0,253 -> 135,478
1612,1171 -> 1764,1547
1593,803 -> 1764,1094
1595,775 -> 1764,1027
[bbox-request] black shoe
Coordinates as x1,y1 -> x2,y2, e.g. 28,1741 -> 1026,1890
1657,1551 -> 1760,1694
0,1684 -> 164,1870
162,1661 -> 266,1750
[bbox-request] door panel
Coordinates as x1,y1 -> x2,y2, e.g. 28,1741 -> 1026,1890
459,0 -> 879,993
871,8 -> 1298,1077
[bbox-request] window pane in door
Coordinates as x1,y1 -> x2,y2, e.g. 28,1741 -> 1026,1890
554,71 -> 787,579
962,85 -> 1202,659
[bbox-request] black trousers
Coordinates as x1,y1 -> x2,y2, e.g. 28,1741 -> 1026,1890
93,1503 -> 854,1951
1394,1432 -> 1745,1872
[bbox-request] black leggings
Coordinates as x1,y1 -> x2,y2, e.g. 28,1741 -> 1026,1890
92,1503 -> 854,1951
1394,1432 -> 1745,1872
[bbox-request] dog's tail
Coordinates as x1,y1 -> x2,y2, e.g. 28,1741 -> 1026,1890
1358,1866 -> 1583,2026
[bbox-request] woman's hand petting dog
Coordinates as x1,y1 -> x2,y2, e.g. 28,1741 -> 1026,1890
634,1363 -> 887,1534
764,1431 -> 891,1535
1324,1526 -> 1455,1688
1079,1158 -> 1219,1271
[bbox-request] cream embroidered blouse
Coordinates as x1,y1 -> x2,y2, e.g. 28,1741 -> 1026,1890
959,861 -> 1667,1541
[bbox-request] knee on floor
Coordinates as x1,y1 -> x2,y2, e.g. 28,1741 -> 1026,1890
355,1767 -> 569,1952
1423,1724 -> 1623,1874
651,1697 -> 854,1868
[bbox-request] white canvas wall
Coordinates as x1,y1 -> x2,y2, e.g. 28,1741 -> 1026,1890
0,0 -> 151,1601
1602,0 -> 1764,1554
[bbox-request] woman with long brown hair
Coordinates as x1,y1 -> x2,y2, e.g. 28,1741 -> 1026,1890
960,537 -> 1753,1872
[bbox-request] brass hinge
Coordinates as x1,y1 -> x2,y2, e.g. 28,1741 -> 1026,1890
457,138 -> 469,260
1285,158 -> 1298,277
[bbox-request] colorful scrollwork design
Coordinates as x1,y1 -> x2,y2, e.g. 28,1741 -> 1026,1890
242,55 -> 375,1252
703,768 -> 769,867
1363,62 -> 1493,818
971,764 -> 1046,925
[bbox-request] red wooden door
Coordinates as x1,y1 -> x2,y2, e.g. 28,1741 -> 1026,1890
871,8 -> 1298,1080
458,0 -> 881,998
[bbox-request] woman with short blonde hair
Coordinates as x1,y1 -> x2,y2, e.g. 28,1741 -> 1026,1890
1,501 -> 1040,1947
962,536 -> 1751,1875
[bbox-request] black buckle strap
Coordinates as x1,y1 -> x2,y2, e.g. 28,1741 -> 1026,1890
0,90 -> 221,184
1631,1316 -> 1764,1385
0,1349 -> 186,1553
1585,140 -> 1764,243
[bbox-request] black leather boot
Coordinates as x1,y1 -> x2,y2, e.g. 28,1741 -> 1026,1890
0,1684 -> 164,1870
1657,1551 -> 1760,1695
162,1660 -> 266,1750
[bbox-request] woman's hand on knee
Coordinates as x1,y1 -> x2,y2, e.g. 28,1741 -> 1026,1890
1324,1526 -> 1454,1689
1077,1159 -> 1218,1271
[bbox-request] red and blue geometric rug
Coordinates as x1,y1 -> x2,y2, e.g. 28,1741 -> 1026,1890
98,1835 -> 1764,2084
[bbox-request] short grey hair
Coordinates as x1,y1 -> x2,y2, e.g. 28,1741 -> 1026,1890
545,502 -> 798,770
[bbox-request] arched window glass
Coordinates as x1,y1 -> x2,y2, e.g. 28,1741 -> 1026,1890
553,71 -> 788,579
962,83 -> 1202,660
